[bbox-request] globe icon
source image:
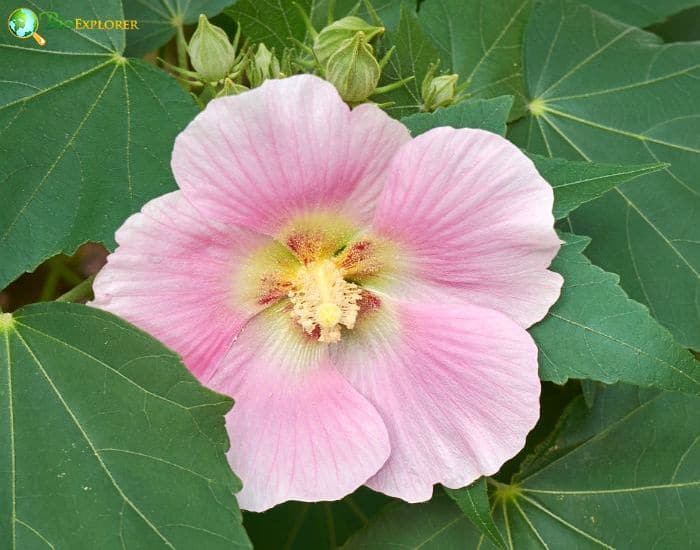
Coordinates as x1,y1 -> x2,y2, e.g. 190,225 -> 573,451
8,7 -> 46,45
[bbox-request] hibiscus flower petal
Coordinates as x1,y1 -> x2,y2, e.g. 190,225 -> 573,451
172,75 -> 409,234
90,191 -> 289,378
373,127 -> 562,328
205,306 -> 391,512
332,298 -> 540,502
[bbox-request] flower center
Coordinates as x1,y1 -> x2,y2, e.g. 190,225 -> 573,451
288,259 -> 362,343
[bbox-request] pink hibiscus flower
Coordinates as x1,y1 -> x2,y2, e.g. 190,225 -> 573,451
91,75 -> 562,512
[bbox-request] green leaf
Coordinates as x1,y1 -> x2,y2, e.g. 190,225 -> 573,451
528,155 -> 667,219
123,0 -> 234,57
245,487 -> 392,549
419,0 -> 532,120
345,385 -> 700,548
509,0 -> 700,349
0,302 -> 250,548
343,493 -> 480,549
310,0 -> 411,30
580,0 -> 700,27
225,0 -> 312,52
532,233 -> 700,393
0,0 -> 197,291
446,479 -> 506,549
502,385 -> 700,548
373,6 -> 440,118
401,96 -> 513,136
649,6 -> 700,43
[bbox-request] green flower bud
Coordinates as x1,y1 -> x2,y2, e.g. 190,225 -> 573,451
216,78 -> 248,97
325,31 -> 381,103
246,43 -> 283,87
188,14 -> 236,83
421,72 -> 459,111
313,16 -> 384,68
256,44 -> 281,78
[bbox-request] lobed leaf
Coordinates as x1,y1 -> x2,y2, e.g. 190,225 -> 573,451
373,6 -> 440,118
580,0 -> 700,27
533,233 -> 700,393
310,0 -> 411,30
123,0 -> 234,57
0,302 -> 250,549
401,96 -> 513,136
0,0 -> 197,291
244,487 -> 392,549
445,479 -> 506,549
419,0 -> 532,120
528,155 -> 666,219
224,0 -> 312,53
509,0 -> 700,349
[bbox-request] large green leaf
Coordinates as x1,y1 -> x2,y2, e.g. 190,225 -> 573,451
123,0 -> 235,57
373,6 -> 440,118
528,155 -> 666,219
401,96 -> 513,136
345,385 -> 700,548
502,385 -> 700,548
0,0 -> 197,291
533,233 -> 700,392
245,487 -> 392,549
509,0 -> 700,349
310,0 -> 411,30
0,302 -> 249,548
419,0 -> 532,120
446,479 -> 506,549
649,6 -> 700,42
581,0 -> 700,27
224,0 -> 312,52
342,493 -> 480,549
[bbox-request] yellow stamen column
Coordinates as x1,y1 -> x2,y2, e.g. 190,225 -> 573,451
289,260 -> 361,342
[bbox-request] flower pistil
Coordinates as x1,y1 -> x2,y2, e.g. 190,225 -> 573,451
289,259 -> 362,342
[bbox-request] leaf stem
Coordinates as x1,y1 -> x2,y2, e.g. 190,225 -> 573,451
175,22 -> 188,71
55,275 -> 95,303
39,260 -> 62,301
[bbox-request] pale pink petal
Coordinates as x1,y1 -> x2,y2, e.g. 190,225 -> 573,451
340,103 -> 411,221
332,299 -> 540,502
90,191 -> 283,378
172,75 -> 409,234
205,307 -> 391,512
373,127 -> 562,328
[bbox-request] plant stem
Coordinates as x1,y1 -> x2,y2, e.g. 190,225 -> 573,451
55,275 -> 95,303
39,260 -> 61,301
175,22 -> 188,71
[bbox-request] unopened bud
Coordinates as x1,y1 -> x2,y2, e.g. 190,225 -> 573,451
313,16 -> 384,68
188,14 -> 236,83
246,43 -> 289,88
326,31 -> 381,103
421,71 -> 460,111
253,43 -> 280,80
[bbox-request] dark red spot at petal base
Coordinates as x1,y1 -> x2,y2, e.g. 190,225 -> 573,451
337,240 -> 382,276
287,232 -> 325,264
257,275 -> 293,306
357,290 -> 381,317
